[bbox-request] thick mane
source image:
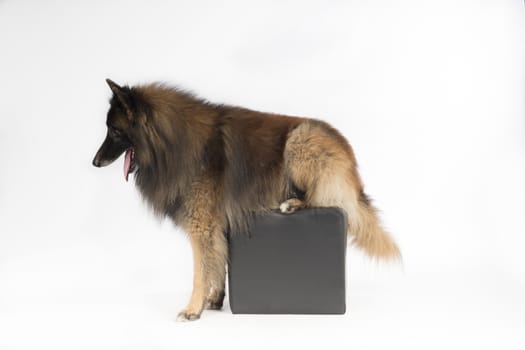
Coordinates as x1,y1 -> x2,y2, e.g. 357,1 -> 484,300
131,84 -> 219,219
130,83 -> 303,232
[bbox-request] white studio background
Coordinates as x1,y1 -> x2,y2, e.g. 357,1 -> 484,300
1,0 -> 524,349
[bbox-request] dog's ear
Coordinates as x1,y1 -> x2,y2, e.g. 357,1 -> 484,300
106,78 -> 133,117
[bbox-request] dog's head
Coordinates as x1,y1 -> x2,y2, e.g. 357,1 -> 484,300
92,79 -> 146,181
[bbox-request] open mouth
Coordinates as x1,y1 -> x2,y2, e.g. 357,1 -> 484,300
123,148 -> 136,182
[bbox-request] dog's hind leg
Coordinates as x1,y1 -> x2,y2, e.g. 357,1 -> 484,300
279,198 -> 306,214
284,121 -> 400,260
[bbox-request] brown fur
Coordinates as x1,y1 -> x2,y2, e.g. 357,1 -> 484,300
93,80 -> 400,321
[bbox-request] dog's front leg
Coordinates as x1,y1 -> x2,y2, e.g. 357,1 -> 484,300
177,231 -> 208,321
205,232 -> 227,310
177,215 -> 228,321
177,224 -> 227,321
176,178 -> 227,321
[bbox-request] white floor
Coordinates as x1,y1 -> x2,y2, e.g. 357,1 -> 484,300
1,234 -> 524,350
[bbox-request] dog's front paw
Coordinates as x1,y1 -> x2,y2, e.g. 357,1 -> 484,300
279,198 -> 305,214
207,301 -> 223,310
206,289 -> 225,310
176,310 -> 201,322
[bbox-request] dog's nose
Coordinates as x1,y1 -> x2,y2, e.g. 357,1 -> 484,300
92,156 -> 101,167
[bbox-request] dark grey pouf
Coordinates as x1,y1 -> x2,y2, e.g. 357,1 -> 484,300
227,207 -> 347,314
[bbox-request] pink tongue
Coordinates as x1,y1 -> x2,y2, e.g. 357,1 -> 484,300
124,149 -> 132,182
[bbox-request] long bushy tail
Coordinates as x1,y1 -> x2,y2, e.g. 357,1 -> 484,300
346,192 -> 400,260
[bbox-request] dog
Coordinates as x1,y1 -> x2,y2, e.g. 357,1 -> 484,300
92,79 -> 400,321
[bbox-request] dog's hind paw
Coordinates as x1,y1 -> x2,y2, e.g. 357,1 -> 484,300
279,198 -> 305,214
176,310 -> 201,322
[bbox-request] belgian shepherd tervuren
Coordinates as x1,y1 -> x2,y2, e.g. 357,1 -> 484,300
93,79 -> 400,321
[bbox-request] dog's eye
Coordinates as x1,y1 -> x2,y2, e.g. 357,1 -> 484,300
110,128 -> 123,137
